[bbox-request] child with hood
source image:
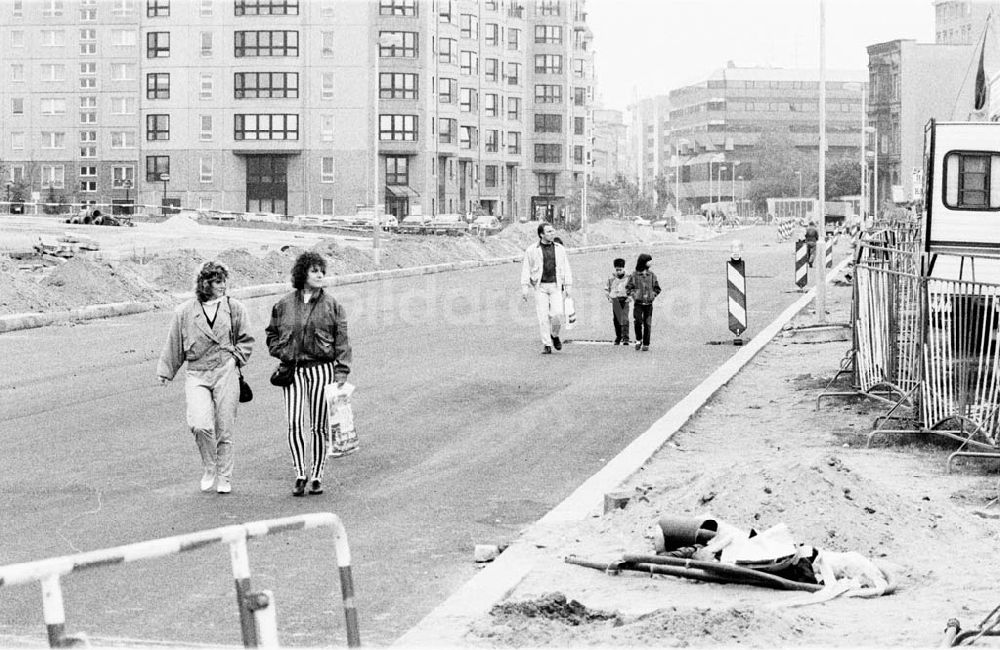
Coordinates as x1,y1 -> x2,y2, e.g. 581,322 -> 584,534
625,253 -> 661,351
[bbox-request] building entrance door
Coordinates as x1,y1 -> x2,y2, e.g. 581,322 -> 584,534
246,155 -> 288,215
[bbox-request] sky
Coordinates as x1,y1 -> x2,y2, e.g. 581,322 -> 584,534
586,0 -> 938,111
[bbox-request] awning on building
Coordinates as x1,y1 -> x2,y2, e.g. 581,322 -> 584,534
478,196 -> 501,202
683,152 -> 726,166
386,185 -> 420,198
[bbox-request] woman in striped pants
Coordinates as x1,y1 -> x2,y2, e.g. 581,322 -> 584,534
266,252 -> 352,497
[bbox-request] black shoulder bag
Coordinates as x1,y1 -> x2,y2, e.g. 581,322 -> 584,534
228,298 -> 253,403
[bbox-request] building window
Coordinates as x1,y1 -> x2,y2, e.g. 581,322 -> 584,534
574,116 -> 584,135
438,38 -> 457,63
574,145 -> 584,164
460,13 -> 478,39
380,72 -> 418,99
12,98 -> 24,115
234,114 -> 299,140
439,117 -> 455,143
111,63 -> 135,80
40,29 -> 66,47
485,129 -> 499,153
507,130 -> 520,154
41,131 -> 66,149
200,115 -> 213,140
380,0 -> 415,16
385,155 -> 408,185
235,0 -> 299,16
42,0 -> 64,17
201,32 -> 213,56
321,198 -> 334,215
379,114 -> 417,141
147,0 -> 169,16
477,21 -> 498,47
11,64 -> 25,83
234,31 -> 299,57
41,98 -> 67,115
943,152 -> 1000,209
459,125 -> 475,149
534,24 -> 562,44
11,132 -> 25,150
460,50 -> 478,75
573,59 -> 584,78
506,62 -> 520,85
508,27 -> 520,50
10,165 -> 25,183
485,58 -> 499,82
41,64 -> 66,82
439,77 -> 456,103
41,165 -> 65,189
112,29 -> 137,47
234,72 -> 299,98
321,114 -> 334,141
79,166 -> 97,192
534,143 -> 561,163
438,0 -> 454,23
79,62 -> 97,89
485,165 -> 497,187
10,31 -> 24,48
538,0 -> 560,16
147,73 -> 170,99
79,130 -> 97,158
146,114 -> 169,140
573,87 -> 586,106
534,84 -> 562,104
534,54 -> 562,74
460,87 -> 476,112
379,31 -> 417,58
484,93 -> 499,117
80,29 -> 97,55
200,74 -> 214,99
537,173 -> 556,195
80,96 -> 97,123
146,155 -> 169,182
200,0 -> 213,15
111,131 -> 135,148
147,32 -> 170,57
321,31 -> 334,56
112,166 -> 135,188
534,113 -> 562,133
507,97 -> 521,120
111,96 -> 136,114
320,157 -> 335,183
200,157 -> 213,183
322,73 -> 334,100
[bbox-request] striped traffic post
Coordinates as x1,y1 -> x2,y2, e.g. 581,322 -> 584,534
825,242 -> 833,270
726,241 -> 747,346
795,239 -> 808,288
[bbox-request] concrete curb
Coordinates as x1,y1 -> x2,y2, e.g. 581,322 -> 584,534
0,238 -> 682,334
394,256 -> 852,648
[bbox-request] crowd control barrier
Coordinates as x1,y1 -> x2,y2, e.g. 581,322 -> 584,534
0,513 -> 360,648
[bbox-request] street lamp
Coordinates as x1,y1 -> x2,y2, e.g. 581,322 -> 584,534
122,178 -> 133,215
717,164 -> 727,211
737,175 -> 744,218
372,32 -> 394,267
159,172 -> 170,217
795,170 -> 803,219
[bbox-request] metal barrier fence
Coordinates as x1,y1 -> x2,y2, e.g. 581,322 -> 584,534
0,513 -> 360,648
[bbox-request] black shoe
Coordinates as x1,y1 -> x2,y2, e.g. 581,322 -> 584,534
542,346 -> 553,355
622,340 -> 630,347
309,479 -> 323,495
292,477 -> 307,497
613,339 -> 621,345
551,336 -> 562,350
635,342 -> 642,350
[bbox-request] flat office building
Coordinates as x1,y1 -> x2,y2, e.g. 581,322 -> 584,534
0,0 -> 594,222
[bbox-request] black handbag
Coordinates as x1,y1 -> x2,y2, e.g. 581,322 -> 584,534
228,298 -> 253,403
269,362 -> 295,387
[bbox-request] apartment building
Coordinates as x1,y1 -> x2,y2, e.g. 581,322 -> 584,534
590,107 -> 627,183
934,0 -> 995,44
663,66 -> 866,211
866,39 -> 973,208
1,0 -> 594,221
627,94 -> 670,195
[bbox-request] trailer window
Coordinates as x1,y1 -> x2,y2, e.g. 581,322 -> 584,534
943,151 -> 1000,210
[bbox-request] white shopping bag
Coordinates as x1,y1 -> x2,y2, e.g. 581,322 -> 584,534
564,296 -> 577,330
324,382 -> 357,452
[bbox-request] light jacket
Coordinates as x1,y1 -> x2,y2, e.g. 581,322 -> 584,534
520,240 -> 572,290
626,270 -> 661,304
157,297 -> 254,380
265,289 -> 351,383
606,272 -> 630,299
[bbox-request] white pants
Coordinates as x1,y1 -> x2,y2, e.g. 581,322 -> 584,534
184,358 -> 238,480
533,282 -> 564,346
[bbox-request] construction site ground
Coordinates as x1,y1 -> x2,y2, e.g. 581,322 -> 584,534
455,278 -> 1000,648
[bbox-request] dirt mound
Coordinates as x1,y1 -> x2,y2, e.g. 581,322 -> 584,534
490,593 -> 621,626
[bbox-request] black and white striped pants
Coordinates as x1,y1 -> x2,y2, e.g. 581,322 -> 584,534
282,362 -> 334,480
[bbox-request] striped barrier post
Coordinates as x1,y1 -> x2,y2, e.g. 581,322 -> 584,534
825,242 -> 833,270
795,239 -> 808,289
0,513 -> 360,649
727,254 -> 747,345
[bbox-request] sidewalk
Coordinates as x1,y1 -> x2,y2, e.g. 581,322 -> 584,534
397,264 -> 1000,648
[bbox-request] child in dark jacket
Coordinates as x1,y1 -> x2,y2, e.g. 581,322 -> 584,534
625,253 -> 661,351
605,257 -> 631,345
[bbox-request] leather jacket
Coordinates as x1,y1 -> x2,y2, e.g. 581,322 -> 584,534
265,289 -> 351,382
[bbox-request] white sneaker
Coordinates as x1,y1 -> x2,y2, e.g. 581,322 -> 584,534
200,469 -> 216,492
216,477 -> 231,494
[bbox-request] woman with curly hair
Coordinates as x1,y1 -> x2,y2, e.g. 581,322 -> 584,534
266,251 -> 352,497
157,261 -> 255,494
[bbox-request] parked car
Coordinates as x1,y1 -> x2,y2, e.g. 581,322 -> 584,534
398,214 -> 432,233
471,215 -> 502,235
428,213 -> 469,234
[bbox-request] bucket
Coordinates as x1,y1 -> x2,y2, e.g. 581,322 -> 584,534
653,516 -> 718,553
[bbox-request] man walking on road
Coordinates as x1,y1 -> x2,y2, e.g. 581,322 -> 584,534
521,223 -> 573,354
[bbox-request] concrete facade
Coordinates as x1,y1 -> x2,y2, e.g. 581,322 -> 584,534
934,0 -> 995,44
590,107 -> 626,183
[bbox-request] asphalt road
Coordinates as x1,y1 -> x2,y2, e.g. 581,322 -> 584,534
0,226 -> 822,646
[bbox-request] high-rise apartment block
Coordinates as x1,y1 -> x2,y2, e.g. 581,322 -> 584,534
0,0 -> 594,222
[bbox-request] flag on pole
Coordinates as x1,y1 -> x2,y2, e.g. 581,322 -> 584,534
974,37 -> 987,111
